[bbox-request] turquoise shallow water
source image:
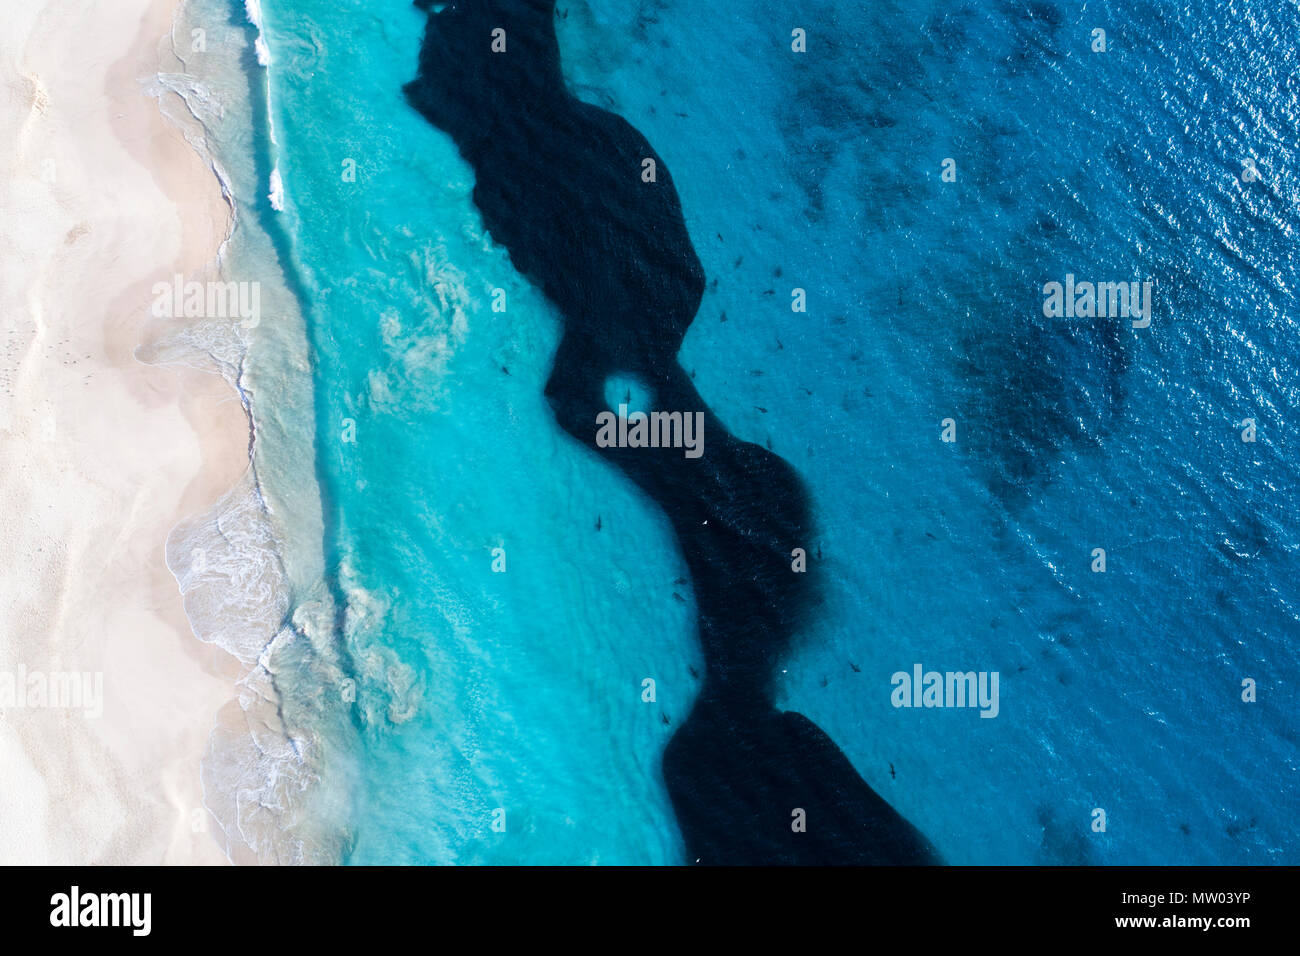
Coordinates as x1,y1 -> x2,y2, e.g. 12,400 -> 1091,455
196,0 -> 1299,863
252,0 -> 696,864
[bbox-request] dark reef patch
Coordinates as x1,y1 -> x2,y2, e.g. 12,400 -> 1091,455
405,0 -> 939,864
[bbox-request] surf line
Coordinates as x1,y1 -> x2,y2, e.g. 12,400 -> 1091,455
404,0 -> 940,864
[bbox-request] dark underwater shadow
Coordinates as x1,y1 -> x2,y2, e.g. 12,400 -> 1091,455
404,0 -> 940,864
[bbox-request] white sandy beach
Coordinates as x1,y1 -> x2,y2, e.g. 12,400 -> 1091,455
0,0 -> 245,863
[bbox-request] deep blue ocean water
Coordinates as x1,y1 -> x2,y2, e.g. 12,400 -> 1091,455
200,0 -> 1298,863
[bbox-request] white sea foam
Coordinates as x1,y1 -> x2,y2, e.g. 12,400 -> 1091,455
268,166 -> 284,210
243,0 -> 278,143
166,471 -> 287,666
337,561 -> 425,727
145,304 -> 341,863
143,0 -> 345,865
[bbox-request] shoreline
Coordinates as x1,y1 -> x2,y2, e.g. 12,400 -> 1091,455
0,0 -> 247,863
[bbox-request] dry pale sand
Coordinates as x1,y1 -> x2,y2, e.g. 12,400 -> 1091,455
0,0 -> 248,864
